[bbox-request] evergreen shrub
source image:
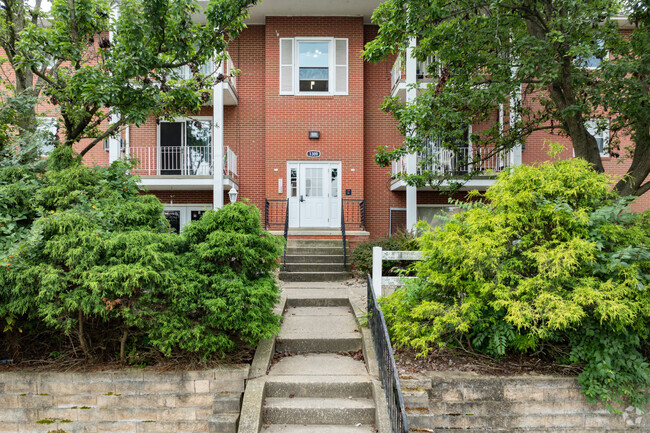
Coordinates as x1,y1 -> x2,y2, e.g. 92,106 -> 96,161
380,159 -> 650,409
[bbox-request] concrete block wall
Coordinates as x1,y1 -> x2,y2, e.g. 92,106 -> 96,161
402,371 -> 649,432
0,366 -> 249,433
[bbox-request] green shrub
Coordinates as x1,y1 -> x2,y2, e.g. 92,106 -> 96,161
0,162 -> 283,362
380,158 -> 650,410
351,230 -> 418,275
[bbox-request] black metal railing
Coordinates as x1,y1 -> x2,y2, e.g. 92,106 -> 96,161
282,198 -> 289,270
265,199 -> 288,230
367,275 -> 409,433
341,202 -> 347,270
342,199 -> 365,231
265,199 -> 290,269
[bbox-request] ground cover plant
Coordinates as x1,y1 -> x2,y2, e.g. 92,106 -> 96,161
0,152 -> 284,366
380,156 -> 650,410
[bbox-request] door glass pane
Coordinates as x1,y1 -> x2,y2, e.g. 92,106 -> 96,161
160,122 -> 183,175
190,210 -> 205,221
164,210 -> 181,234
290,168 -> 297,197
331,168 -> 338,198
305,168 -> 323,197
185,121 -> 212,175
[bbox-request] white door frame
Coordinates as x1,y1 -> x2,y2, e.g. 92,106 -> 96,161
287,161 -> 341,228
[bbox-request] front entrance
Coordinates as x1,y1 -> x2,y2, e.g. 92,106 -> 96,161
287,162 -> 341,228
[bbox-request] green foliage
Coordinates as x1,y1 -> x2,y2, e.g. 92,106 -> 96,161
363,0 -> 650,197
351,230 -> 418,275
380,159 -> 650,409
0,162 -> 283,361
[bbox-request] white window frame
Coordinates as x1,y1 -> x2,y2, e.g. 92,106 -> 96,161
164,204 -> 212,232
37,116 -> 58,156
280,37 -> 348,96
157,116 -> 213,175
585,118 -> 610,157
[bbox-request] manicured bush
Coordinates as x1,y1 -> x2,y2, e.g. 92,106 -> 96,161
380,158 -> 650,410
351,230 -> 418,275
0,161 -> 283,363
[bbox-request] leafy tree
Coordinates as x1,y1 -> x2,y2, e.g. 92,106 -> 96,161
363,0 -> 650,198
0,0 -> 255,162
380,158 -> 650,409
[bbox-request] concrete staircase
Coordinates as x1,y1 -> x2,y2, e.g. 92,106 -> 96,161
260,283 -> 379,432
279,239 -> 352,282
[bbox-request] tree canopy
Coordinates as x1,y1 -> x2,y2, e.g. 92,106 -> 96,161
0,0 -> 256,163
363,0 -> 650,198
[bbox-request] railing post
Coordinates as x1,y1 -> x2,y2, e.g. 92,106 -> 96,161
372,246 -> 383,299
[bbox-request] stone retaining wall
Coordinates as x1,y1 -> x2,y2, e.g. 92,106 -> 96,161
0,366 -> 248,433
401,371 -> 649,432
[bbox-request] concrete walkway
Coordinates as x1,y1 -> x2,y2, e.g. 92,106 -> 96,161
259,280 -> 382,432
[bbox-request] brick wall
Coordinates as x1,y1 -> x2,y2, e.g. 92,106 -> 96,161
402,372 -> 649,431
0,367 -> 248,433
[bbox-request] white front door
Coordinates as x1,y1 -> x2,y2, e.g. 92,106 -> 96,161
287,162 -> 341,228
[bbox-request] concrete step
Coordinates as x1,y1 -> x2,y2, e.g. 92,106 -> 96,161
285,247 -> 346,256
208,412 -> 239,433
284,254 -> 345,264
276,307 -> 362,353
284,263 -> 350,273
263,397 -> 375,425
267,354 -> 368,377
284,290 -> 350,307
265,375 -> 373,399
287,239 -> 345,248
279,271 -> 353,282
262,424 -> 377,432
402,388 -> 430,409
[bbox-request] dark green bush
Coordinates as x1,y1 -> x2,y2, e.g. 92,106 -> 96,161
0,161 -> 283,363
351,230 -> 418,276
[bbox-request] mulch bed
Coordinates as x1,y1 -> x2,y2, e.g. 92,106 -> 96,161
394,345 -> 580,377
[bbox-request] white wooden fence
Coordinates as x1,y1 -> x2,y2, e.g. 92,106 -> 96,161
372,246 -> 423,299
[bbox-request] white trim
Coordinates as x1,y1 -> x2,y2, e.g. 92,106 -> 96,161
585,118 -> 610,158
280,37 -> 349,96
163,204 -> 212,232
286,160 -> 342,228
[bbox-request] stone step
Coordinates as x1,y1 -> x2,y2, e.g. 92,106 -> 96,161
284,263 -> 350,273
208,412 -> 240,433
276,309 -> 362,354
402,388 -> 430,409
262,424 -> 377,432
284,288 -> 350,307
287,239 -> 345,248
284,254 -> 345,264
279,271 -> 353,282
263,397 -> 375,425
285,247 -> 346,256
265,375 -> 373,399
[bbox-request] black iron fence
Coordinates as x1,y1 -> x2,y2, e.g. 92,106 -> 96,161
265,199 -> 288,230
367,275 -> 409,433
342,199 -> 365,231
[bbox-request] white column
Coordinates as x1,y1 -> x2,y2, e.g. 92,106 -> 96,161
510,70 -> 523,167
405,37 -> 418,231
108,113 -> 120,164
372,246 -> 383,299
213,56 -> 225,209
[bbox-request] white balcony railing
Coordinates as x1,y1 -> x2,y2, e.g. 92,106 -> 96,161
128,146 -> 213,176
224,57 -> 237,92
391,144 -> 511,178
391,53 -> 437,93
390,54 -> 405,92
224,146 -> 238,178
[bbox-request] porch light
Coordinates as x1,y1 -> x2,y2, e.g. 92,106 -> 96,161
228,186 -> 238,203
309,130 -> 320,139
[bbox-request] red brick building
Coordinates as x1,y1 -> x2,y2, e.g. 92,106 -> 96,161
89,2 -> 648,239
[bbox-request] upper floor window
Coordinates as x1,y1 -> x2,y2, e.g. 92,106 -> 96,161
586,119 -> 609,157
280,38 -> 348,95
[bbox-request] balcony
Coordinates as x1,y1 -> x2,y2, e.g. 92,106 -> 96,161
390,54 -> 437,101
126,145 -> 238,190
175,55 -> 238,106
391,143 -> 512,191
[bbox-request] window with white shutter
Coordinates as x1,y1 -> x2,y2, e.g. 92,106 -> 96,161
334,39 -> 348,95
280,39 -> 294,94
279,38 -> 348,96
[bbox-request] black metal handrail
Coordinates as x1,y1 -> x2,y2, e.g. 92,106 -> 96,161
342,199 -> 366,231
367,275 -> 409,433
341,201 -> 347,270
283,198 -> 289,270
265,199 -> 288,230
